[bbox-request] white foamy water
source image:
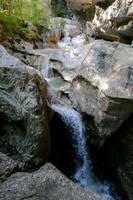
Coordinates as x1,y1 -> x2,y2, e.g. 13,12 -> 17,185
42,17 -> 120,200
51,103 -> 93,187
51,104 -> 120,200
41,56 -> 54,81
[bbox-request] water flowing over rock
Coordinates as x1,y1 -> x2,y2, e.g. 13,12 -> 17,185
51,104 -> 92,187
50,104 -> 119,200
0,45 -> 50,172
70,39 -> 133,145
0,163 -> 102,200
1,6 -> 133,198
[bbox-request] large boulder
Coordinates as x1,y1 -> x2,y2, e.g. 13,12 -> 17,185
0,45 -> 50,169
0,163 -> 102,200
67,0 -> 96,21
99,114 -> 133,200
116,114 -> 133,200
70,40 -> 133,145
86,0 -> 133,44
67,0 -> 94,11
0,152 -> 18,181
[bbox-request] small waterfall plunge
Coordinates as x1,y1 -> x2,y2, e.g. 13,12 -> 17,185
41,56 -> 54,81
51,104 -> 120,200
42,26 -> 121,200
51,104 -> 93,187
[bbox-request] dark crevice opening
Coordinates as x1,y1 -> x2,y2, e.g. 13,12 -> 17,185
49,111 -> 130,200
49,112 -> 76,178
88,114 -> 133,200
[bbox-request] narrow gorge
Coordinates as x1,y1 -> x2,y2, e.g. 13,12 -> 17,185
0,0 -> 133,200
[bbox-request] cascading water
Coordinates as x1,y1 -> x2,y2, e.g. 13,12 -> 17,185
42,18 -> 121,200
42,56 -> 54,81
51,103 -> 120,200
51,104 -> 93,187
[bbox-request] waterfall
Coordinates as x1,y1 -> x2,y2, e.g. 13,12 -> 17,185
51,103 -> 120,200
42,19 -> 120,200
41,56 -> 54,81
51,103 -> 93,187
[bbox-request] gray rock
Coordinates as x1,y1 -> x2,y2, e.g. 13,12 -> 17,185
85,0 -> 133,44
0,163 -> 102,200
0,152 -> 18,181
70,40 -> 133,145
102,114 -> 133,200
0,45 -> 50,166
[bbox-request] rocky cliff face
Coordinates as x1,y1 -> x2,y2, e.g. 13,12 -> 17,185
67,0 -> 133,44
0,45 -> 50,177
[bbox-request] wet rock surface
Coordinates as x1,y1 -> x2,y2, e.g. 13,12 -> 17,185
0,2 -> 133,197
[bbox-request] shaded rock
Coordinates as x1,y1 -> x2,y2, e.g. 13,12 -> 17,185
116,115 -> 133,200
94,0 -> 115,8
97,114 -> 133,200
0,163 -> 102,200
70,40 -> 133,145
51,0 -> 73,18
0,152 -> 18,181
0,45 -> 50,167
67,0 -> 96,21
67,0 -> 93,12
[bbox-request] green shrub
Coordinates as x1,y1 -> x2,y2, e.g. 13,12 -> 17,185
0,13 -> 28,36
0,0 -> 50,35
52,4 -> 65,18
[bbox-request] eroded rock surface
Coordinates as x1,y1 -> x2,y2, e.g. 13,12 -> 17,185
67,0 -> 133,44
0,163 -> 102,200
70,40 -> 133,145
93,0 -> 133,43
0,152 -> 18,181
0,45 -> 50,168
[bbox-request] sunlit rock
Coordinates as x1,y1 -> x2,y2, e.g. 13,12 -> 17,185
70,40 -> 133,145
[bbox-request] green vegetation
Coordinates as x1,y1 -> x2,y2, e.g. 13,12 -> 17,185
0,13 -> 28,36
0,0 -> 50,36
52,4 -> 65,18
